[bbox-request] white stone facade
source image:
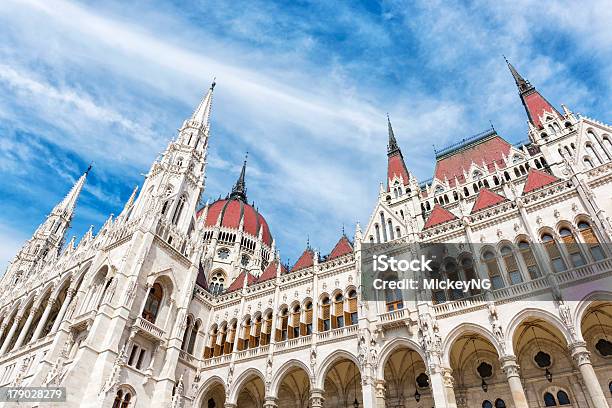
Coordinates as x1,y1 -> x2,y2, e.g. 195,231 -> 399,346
0,66 -> 611,408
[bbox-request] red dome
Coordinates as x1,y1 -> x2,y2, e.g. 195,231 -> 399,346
198,198 -> 273,246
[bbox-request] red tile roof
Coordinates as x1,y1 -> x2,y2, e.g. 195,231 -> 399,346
387,153 -> 410,189
522,169 -> 559,194
434,135 -> 511,183
198,198 -> 273,246
523,91 -> 561,129
291,248 -> 315,272
470,188 -> 507,213
226,271 -> 257,292
258,260 -> 280,283
423,204 -> 458,229
329,236 -> 353,259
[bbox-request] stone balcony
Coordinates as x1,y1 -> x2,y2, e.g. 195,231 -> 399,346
133,316 -> 165,342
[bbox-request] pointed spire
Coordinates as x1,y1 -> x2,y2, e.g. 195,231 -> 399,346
191,79 -> 216,126
387,114 -> 400,155
55,167 -> 89,216
230,153 -> 248,201
504,56 -> 533,94
118,185 -> 138,220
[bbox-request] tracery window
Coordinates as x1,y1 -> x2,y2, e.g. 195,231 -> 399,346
210,271 -> 226,295
320,296 -> 331,332
112,389 -> 133,408
304,302 -> 313,335
289,305 -> 300,339
278,308 -> 288,341
347,290 -> 358,325
333,293 -> 344,329
171,195 -> 186,225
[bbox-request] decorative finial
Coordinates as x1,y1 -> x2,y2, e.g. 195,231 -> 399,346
489,120 -> 495,131
85,162 -> 93,175
211,77 -> 216,90
306,235 -> 310,249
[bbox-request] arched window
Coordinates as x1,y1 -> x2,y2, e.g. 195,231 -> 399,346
460,256 -> 479,296
583,157 -> 594,169
161,200 -> 170,215
482,249 -> 504,289
289,305 -> 300,339
181,316 -> 193,351
388,219 -> 394,240
444,259 -> 463,300
557,390 -> 570,405
578,221 -> 605,261
500,245 -> 522,285
464,187 -> 470,197
204,326 -> 217,358
277,308 -> 288,341
98,277 -> 114,308
375,224 -> 381,243
504,171 -> 510,181
495,399 -> 506,408
210,271 -> 226,295
261,312 -> 272,346
429,262 -> 446,303
112,389 -> 133,408
187,320 -> 199,354
603,136 -> 612,155
482,401 -> 493,408
542,233 -> 566,272
543,392 -> 556,406
224,321 -> 236,354
304,302 -> 313,335
518,241 -> 541,279
172,195 -> 187,225
586,144 -> 602,165
384,273 -> 403,310
240,317 -> 251,349
141,283 -> 163,324
320,297 -> 331,332
333,293 -> 344,329
347,290 -> 358,325
251,315 -> 262,347
559,227 -> 585,267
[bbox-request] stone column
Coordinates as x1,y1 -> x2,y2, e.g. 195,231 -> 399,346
12,305 -> 39,349
570,342 -> 609,408
310,388 -> 324,408
375,380 -> 386,408
361,379 -> 377,408
442,367 -> 458,408
499,355 -> 529,408
50,289 -> 75,333
429,366 -> 450,408
0,315 -> 22,355
263,396 -> 278,408
31,298 -> 56,342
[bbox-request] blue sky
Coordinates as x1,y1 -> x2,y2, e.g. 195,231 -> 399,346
0,0 -> 610,271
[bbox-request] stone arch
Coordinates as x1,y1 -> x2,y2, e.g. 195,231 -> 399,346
195,375 -> 226,407
442,323 -> 505,366
227,367 -> 265,404
377,336 -> 426,379
315,349 -> 360,389
574,291 -> 612,332
270,358 -> 312,398
506,308 -> 573,347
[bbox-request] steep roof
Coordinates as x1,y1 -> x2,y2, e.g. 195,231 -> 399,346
257,260 -> 287,283
196,262 -> 208,289
522,169 -> 559,194
329,235 -> 353,259
387,154 -> 410,188
433,132 -> 511,184
291,248 -> 315,272
225,271 -> 257,293
423,204 -> 458,229
471,188 -> 507,213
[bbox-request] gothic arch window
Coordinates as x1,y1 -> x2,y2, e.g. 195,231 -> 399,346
586,143 -> 602,165
583,157 -> 594,169
559,227 -> 585,267
387,219 -> 394,240
548,124 -> 556,136
518,240 -> 541,279
241,317 -> 252,349
261,311 -> 272,345
172,195 -> 187,225
395,226 -> 401,239
304,301 -> 313,335
181,316 -> 193,351
464,186 -> 470,197
347,290 -> 358,325
542,233 -> 566,272
557,390 -> 570,405
514,168 -> 521,178
553,122 -> 561,133
482,401 -> 492,408
289,305 -> 300,339
383,271 -> 403,310
204,325 -> 217,358
112,388 -> 133,408
332,292 -> 344,329
379,212 -> 388,242
375,224 -> 381,244
544,391 -> 556,406
210,271 -> 226,295
98,277 -> 114,308
504,171 -> 510,181
482,249 -> 504,289
494,399 -> 506,408
541,157 -> 547,167
535,158 -> 542,169
435,185 -> 444,194
500,245 -> 522,285
564,146 -> 572,157
493,175 -> 500,185
141,283 -> 163,324
251,314 -> 262,347
513,154 -> 522,164
578,221 -> 605,261
429,261 -> 446,304
320,296 -> 331,332
278,307 -> 288,341
602,135 -> 612,156
187,320 -> 200,354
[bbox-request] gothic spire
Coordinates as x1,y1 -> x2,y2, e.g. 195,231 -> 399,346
54,166 -> 89,218
504,56 -> 534,94
230,154 -> 248,201
387,114 -> 400,156
191,79 -> 216,126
